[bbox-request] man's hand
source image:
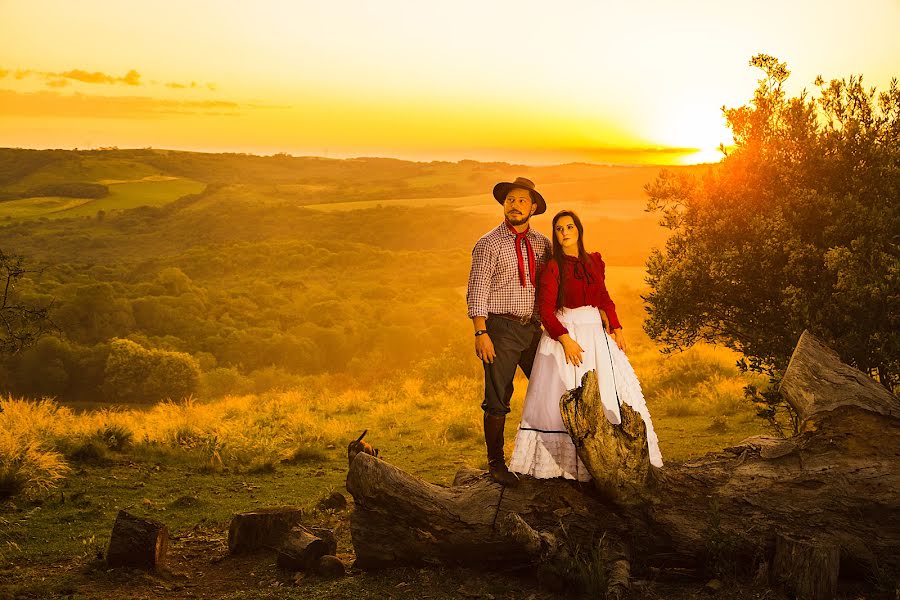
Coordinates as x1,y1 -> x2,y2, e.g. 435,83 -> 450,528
559,334 -> 584,367
476,333 -> 496,363
611,328 -> 627,353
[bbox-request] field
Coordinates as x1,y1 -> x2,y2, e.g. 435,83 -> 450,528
0,177 -> 206,221
0,276 -> 774,599
0,149 -> 787,599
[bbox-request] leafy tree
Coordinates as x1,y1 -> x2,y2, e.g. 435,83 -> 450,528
103,338 -> 200,403
644,55 -> 900,427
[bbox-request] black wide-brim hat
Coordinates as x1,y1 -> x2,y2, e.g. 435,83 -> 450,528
492,177 -> 547,216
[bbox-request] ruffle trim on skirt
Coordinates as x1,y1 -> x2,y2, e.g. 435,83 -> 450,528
508,426 -> 591,481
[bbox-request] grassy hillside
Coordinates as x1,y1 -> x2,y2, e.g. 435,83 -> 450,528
0,148 -> 712,405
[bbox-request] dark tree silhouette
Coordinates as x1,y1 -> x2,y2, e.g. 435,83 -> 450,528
0,250 -> 53,354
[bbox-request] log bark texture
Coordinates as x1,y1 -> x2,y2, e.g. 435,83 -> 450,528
346,330 -> 900,595
227,507 -> 304,554
780,330 -> 900,423
105,510 -> 169,570
346,456 -> 622,569
772,533 -> 840,600
276,525 -> 337,571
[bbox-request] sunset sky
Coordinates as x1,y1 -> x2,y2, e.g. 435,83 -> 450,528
2,0 -> 898,165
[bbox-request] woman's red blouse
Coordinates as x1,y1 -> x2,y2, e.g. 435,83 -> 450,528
537,252 -> 622,340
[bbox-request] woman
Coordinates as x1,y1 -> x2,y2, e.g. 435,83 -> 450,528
509,210 -> 663,480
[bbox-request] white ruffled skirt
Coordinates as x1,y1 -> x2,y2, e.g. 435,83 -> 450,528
509,306 -> 663,481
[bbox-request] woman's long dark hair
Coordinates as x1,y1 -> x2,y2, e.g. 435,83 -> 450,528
551,210 -> 592,310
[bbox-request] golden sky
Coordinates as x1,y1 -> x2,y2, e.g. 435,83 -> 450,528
1,0 -> 898,165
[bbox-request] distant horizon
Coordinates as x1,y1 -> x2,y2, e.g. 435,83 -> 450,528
1,143 -> 720,168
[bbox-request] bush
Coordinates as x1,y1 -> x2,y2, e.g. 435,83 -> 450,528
0,431 -> 70,499
102,338 -> 200,402
97,423 -> 134,451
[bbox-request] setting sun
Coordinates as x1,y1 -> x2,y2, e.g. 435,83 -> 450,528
1,0 -> 898,163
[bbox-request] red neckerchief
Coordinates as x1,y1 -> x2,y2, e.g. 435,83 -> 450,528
505,220 -> 536,287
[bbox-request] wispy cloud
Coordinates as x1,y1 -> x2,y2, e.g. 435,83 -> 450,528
1,67 -> 213,90
0,89 -> 286,119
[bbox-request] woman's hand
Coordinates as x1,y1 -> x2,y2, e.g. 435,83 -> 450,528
475,333 -> 496,363
559,334 -> 584,367
611,328 -> 627,353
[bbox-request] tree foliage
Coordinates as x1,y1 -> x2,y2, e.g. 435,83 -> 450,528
103,338 -> 200,403
644,55 -> 900,394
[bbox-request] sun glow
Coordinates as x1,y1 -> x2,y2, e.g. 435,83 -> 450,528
1,0 -> 897,164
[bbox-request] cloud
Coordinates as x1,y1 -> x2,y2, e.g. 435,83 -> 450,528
0,89 -> 284,119
58,68 -> 141,85
1,67 -> 212,90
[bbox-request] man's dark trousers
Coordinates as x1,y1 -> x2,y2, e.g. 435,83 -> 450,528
481,315 -> 543,416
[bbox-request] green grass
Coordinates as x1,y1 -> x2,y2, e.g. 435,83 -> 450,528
0,196 -> 93,219
0,339 -> 773,599
4,157 -> 164,194
0,178 -> 205,220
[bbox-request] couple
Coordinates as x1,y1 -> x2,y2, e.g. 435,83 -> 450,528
466,177 -> 663,486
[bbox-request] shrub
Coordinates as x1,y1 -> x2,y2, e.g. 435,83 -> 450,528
96,423 -> 134,451
0,431 -> 70,499
102,338 -> 200,402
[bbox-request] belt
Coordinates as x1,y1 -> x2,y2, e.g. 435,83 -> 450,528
490,312 -> 539,326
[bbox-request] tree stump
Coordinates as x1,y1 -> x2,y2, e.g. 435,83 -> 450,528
105,510 -> 169,570
316,555 -> 346,579
227,507 -> 304,554
560,369 -> 653,506
772,533 -> 840,600
276,525 -> 337,571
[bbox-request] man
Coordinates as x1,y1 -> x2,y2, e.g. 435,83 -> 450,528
466,177 -> 551,486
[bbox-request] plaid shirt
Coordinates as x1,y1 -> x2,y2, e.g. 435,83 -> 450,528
467,222 -> 552,320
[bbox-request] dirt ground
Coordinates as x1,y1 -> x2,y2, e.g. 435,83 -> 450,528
2,502 -> 891,600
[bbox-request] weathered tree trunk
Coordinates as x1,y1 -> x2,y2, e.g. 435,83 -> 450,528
346,330 -> 900,597
780,329 -> 900,423
227,507 -> 304,554
105,510 -> 169,570
346,454 -> 623,569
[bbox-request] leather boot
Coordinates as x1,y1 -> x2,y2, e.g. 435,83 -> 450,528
483,413 -> 519,487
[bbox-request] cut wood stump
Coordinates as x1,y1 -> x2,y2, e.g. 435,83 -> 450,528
276,525 -> 337,571
105,510 -> 169,570
227,507 -> 304,554
316,555 -> 346,579
772,533 -> 840,600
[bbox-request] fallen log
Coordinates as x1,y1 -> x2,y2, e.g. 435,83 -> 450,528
346,330 -> 900,596
105,510 -> 169,570
346,453 -> 624,569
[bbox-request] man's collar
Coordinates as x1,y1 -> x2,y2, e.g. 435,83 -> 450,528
502,219 -> 531,236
